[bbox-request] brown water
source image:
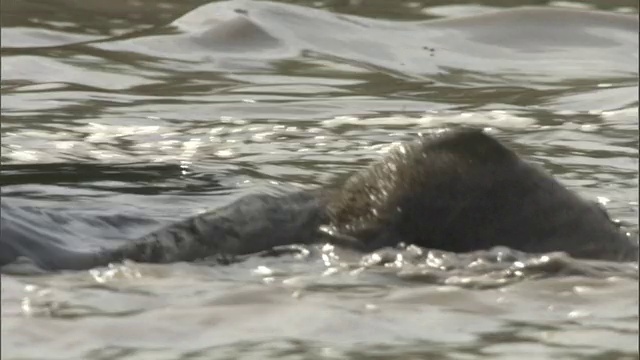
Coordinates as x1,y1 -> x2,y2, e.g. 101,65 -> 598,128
1,0 -> 638,359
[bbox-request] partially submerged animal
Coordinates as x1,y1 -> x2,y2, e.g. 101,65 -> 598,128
1,129 -> 636,271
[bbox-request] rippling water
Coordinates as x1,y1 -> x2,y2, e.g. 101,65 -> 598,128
1,0 -> 638,359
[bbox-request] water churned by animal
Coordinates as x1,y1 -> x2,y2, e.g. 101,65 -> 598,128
1,0 -> 638,359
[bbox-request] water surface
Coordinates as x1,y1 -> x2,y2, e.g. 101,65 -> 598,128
1,0 -> 638,359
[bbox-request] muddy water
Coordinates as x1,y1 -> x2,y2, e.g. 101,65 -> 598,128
1,0 -> 638,359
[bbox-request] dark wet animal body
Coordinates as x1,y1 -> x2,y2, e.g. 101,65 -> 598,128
0,129 -> 636,271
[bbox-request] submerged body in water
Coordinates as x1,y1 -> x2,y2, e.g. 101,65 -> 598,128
0,129 -> 636,271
